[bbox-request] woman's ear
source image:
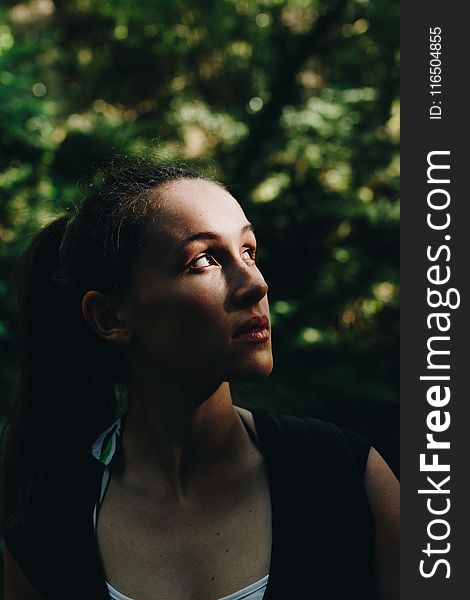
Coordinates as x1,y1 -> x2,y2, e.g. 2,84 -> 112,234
81,290 -> 132,344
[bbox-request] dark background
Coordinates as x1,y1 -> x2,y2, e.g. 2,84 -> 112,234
0,0 -> 399,584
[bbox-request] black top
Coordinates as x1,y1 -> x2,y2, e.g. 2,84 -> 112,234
4,410 -> 375,599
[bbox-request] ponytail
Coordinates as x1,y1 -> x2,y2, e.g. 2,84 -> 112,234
1,215 -> 116,532
1,159 -> 205,534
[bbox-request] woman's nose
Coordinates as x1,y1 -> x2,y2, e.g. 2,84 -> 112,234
231,264 -> 269,308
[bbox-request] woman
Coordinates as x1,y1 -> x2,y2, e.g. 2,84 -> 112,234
2,161 -> 399,600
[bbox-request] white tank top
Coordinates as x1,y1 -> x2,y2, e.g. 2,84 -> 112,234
92,417 -> 269,600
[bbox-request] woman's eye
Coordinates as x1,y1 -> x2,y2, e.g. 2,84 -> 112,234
188,248 -> 256,271
243,247 -> 256,262
188,254 -> 215,270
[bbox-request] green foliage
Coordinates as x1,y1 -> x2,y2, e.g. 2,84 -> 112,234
0,0 -> 399,466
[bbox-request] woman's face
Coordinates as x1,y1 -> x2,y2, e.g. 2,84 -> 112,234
122,178 -> 273,384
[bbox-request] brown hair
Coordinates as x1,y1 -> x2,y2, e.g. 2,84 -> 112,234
1,158 -> 211,532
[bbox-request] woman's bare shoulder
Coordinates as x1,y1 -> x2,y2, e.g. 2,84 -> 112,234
364,448 -> 400,522
3,544 -> 44,600
364,448 -> 400,600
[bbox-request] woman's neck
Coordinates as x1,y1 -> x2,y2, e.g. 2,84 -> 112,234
120,379 -> 245,500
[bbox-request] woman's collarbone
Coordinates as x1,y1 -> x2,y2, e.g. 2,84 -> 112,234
97,459 -> 271,600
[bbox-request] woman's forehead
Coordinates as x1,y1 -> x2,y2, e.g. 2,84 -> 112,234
149,179 -> 249,242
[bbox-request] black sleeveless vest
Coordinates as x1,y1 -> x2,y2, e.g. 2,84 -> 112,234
4,410 -> 375,599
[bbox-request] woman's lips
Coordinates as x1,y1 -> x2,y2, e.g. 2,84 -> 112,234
232,315 -> 270,343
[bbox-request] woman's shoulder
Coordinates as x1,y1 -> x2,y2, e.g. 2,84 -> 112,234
244,407 -> 372,479
3,455 -> 109,598
2,450 -> 106,597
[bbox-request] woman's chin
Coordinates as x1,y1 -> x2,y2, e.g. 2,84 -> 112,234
230,356 -> 274,382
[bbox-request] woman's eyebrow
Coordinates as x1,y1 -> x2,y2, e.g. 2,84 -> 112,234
175,223 -> 255,251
